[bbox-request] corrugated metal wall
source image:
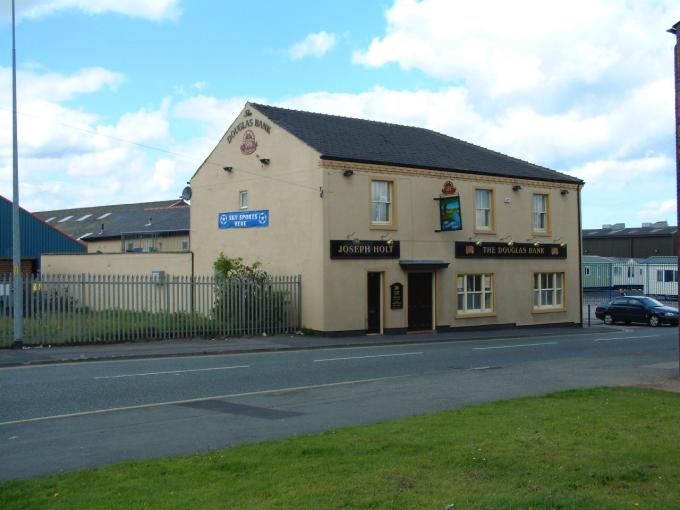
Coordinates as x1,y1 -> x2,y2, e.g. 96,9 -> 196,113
0,196 -> 86,265
583,235 -> 677,258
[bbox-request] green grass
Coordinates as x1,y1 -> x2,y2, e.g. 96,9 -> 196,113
1,387 -> 679,509
0,309 -> 293,347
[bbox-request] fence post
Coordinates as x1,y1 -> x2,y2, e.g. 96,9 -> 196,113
588,304 -> 591,327
297,274 -> 302,332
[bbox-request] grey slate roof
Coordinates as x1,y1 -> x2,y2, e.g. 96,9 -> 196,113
35,200 -> 188,241
583,226 -> 677,238
251,103 -> 582,185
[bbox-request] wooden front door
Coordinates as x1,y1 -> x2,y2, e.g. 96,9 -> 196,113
367,272 -> 382,334
408,272 -> 433,330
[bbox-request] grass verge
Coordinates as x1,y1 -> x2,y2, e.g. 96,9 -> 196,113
1,387 -> 679,509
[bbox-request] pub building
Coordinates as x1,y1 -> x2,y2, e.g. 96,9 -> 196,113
190,103 -> 583,335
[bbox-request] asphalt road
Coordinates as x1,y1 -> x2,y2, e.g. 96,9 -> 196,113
0,327 -> 677,481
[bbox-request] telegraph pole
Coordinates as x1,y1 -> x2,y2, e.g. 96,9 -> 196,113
11,0 -> 23,348
668,21 -> 679,376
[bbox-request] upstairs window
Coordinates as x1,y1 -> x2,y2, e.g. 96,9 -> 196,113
371,180 -> 393,224
475,189 -> 493,231
533,194 -> 548,232
239,190 -> 248,209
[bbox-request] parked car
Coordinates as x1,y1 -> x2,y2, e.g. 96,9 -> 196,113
595,296 -> 678,327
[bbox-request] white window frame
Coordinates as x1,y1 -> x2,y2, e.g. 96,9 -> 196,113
532,194 -> 548,232
239,190 -> 248,210
475,189 -> 493,231
371,180 -> 392,225
457,273 -> 494,315
533,272 -> 564,310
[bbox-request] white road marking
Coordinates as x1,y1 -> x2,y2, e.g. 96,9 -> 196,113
0,375 -> 411,427
0,330 -> 622,371
313,352 -> 423,362
94,365 -> 250,379
472,341 -> 558,351
593,335 -> 659,342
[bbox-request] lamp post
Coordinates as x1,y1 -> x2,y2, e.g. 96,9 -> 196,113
11,0 -> 23,349
667,21 -> 680,376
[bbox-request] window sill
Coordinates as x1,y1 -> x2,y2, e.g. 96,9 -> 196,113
369,224 -> 398,231
456,311 -> 496,319
532,307 -> 566,314
473,229 -> 496,235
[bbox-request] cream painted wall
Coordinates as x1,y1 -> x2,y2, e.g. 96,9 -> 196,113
41,252 -> 193,276
86,239 -> 121,253
190,104 -> 326,331
321,160 -> 581,332
189,102 -> 581,334
86,235 -> 189,254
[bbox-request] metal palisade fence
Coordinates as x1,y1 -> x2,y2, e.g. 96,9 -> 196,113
582,260 -> 678,323
0,273 -> 301,346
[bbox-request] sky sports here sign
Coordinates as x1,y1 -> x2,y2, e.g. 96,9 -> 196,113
218,210 -> 270,229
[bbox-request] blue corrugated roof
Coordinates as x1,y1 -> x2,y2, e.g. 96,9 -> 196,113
0,195 -> 86,259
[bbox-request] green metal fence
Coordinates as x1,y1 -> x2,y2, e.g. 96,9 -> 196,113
0,273 -> 301,346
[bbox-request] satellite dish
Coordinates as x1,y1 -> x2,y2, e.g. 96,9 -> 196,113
181,186 -> 192,201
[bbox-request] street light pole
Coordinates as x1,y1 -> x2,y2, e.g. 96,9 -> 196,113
667,21 -> 680,376
11,0 -> 23,349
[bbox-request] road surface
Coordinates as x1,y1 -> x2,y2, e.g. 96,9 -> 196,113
0,326 -> 676,480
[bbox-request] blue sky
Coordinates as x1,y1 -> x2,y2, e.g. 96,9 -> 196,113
0,0 -> 678,229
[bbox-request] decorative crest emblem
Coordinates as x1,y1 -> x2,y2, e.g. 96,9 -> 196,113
441,181 -> 457,195
465,245 -> 475,255
551,246 -> 559,256
240,130 -> 257,155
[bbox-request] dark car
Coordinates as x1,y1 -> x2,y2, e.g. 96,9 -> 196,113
595,296 -> 678,327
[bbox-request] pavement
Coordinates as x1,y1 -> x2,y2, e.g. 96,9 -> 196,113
0,323 -> 615,368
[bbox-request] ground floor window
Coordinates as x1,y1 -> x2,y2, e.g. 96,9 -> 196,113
457,273 -> 493,315
657,269 -> 678,283
533,272 -> 564,310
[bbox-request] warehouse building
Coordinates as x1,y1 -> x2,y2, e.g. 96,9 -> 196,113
0,195 -> 86,275
583,222 -> 676,258
187,103 -> 584,334
35,200 -> 189,254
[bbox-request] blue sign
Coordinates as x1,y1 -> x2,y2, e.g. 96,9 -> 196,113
218,210 -> 269,229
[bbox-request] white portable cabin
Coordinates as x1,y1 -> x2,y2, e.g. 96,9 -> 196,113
641,256 -> 678,298
610,258 -> 645,289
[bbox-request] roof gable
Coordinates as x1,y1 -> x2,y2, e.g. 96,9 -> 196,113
251,103 -> 582,185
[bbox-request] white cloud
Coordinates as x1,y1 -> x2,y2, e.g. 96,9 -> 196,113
8,0 -> 181,22
637,199 -> 677,221
289,32 -> 337,60
173,95 -> 248,133
353,0 -> 675,101
568,156 -> 673,190
0,65 -> 185,211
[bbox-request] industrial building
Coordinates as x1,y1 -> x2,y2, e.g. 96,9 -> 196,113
583,222 -> 676,258
0,195 -> 86,275
35,200 -> 189,254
